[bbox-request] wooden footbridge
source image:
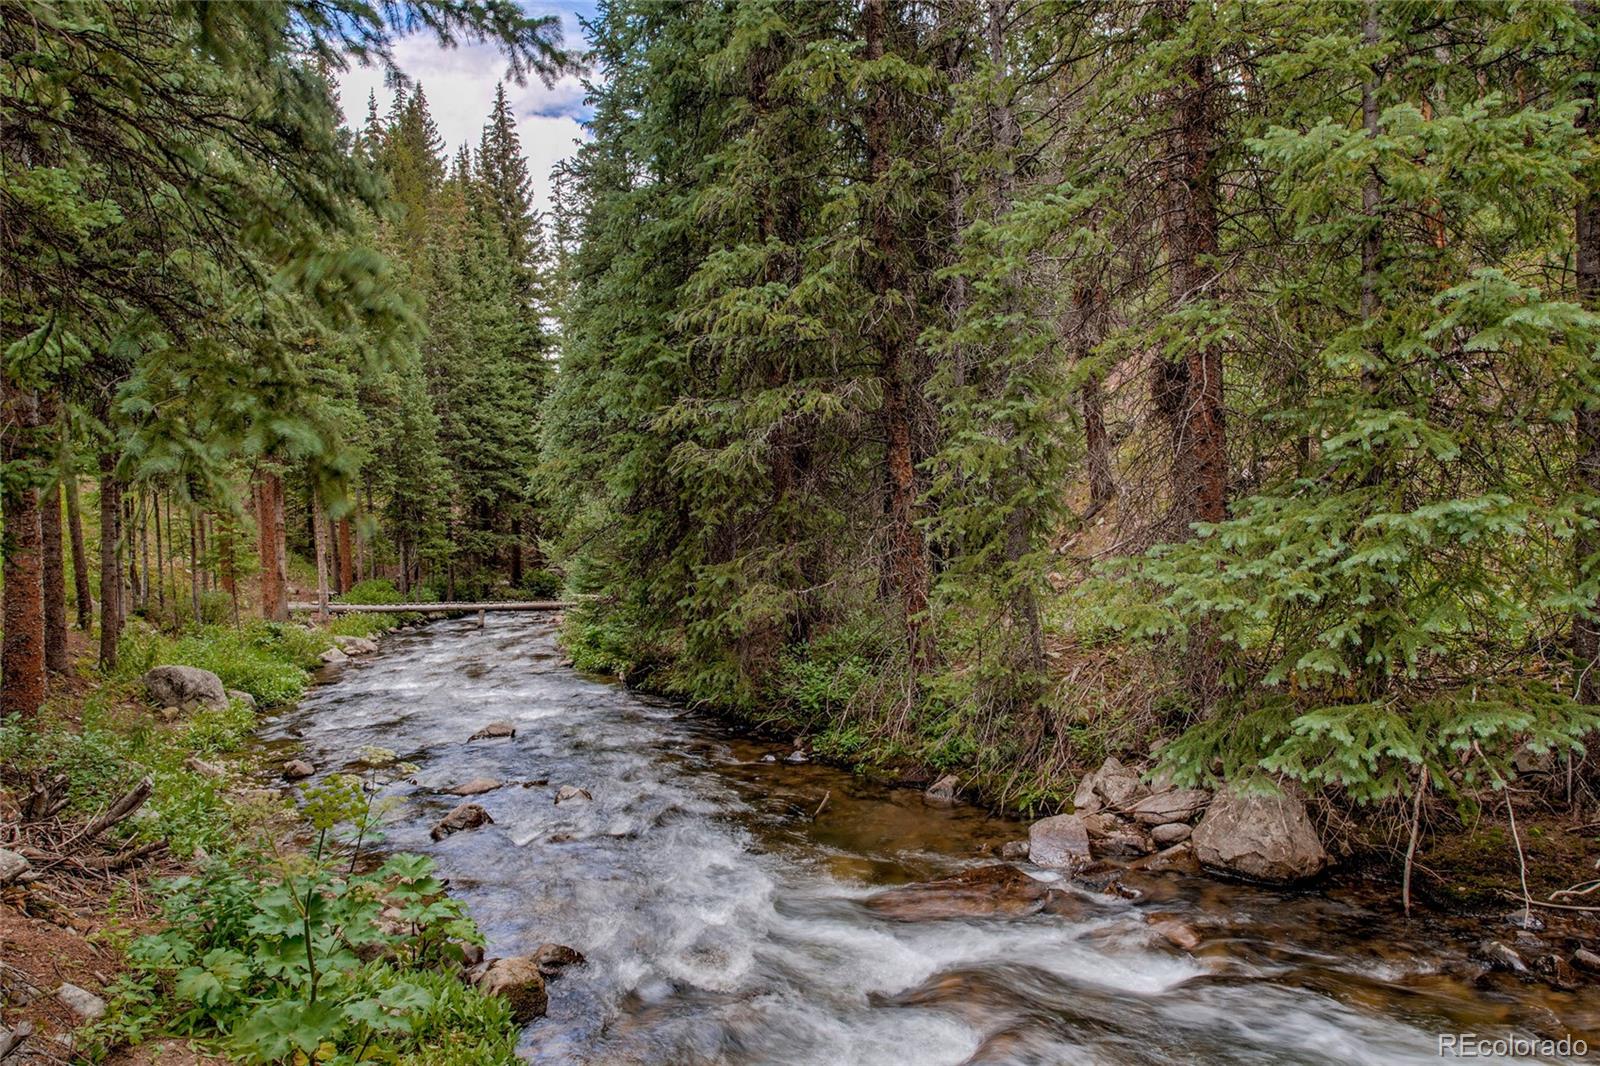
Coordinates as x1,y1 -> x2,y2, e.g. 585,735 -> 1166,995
287,600 -> 573,626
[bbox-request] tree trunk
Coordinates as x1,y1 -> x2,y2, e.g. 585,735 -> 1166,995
865,0 -> 933,668
64,464 -> 93,629
152,491 -> 166,611
125,494 -> 142,615
337,517 -> 355,593
97,451 -> 122,671
2,380 -> 47,717
189,509 -> 202,624
1155,0 -> 1225,530
41,476 -> 68,675
219,513 -> 240,627
1575,0 -> 1600,704
255,469 -> 289,621
313,499 -> 331,622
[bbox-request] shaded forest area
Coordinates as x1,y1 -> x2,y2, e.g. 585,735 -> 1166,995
548,0 -> 1600,871
4,0 -> 1600,895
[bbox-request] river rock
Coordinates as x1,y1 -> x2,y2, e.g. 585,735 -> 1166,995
1028,813 -> 1091,871
0,849 -> 30,885
1191,785 -> 1329,884
1126,789 -> 1209,826
864,864 -> 1050,921
449,778 -> 503,796
143,665 -> 227,711
1535,953 -> 1580,990
532,943 -> 587,976
430,802 -> 493,840
227,689 -> 258,710
334,635 -> 380,655
184,756 -> 225,779
1135,841 -> 1202,875
469,721 -> 516,741
319,646 -> 350,665
554,785 -> 592,805
924,774 -> 961,807
1072,770 -> 1102,814
1094,757 -> 1148,809
1151,822 -> 1192,846
1151,919 -> 1201,951
55,983 -> 106,1022
282,759 -> 315,780
477,956 -> 547,1023
1474,939 -> 1528,974
999,839 -> 1030,861
1572,947 -> 1600,974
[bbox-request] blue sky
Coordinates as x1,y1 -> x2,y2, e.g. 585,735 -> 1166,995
336,1 -> 600,214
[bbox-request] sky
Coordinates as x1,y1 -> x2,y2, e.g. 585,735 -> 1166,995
335,0 -> 599,215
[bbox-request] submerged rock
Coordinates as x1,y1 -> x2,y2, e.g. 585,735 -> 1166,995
143,665 -> 227,711
449,778 -> 503,796
554,785 -> 592,805
282,759 -> 315,780
924,774 -> 961,807
431,802 -> 493,840
477,956 -> 547,1023
1150,919 -> 1201,951
999,839 -> 1030,861
864,864 -> 1050,921
1027,814 -> 1091,871
469,721 -> 516,741
1190,785 -> 1328,884
532,943 -> 587,976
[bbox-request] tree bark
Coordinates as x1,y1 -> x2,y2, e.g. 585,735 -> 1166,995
1575,0 -> 1600,704
64,463 -> 93,630
337,517 -> 355,594
41,474 -> 68,675
189,509 -> 202,624
864,0 -> 933,668
1155,0 -> 1225,530
97,451 -> 122,671
255,469 -> 290,622
2,380 -> 47,717
313,499 -> 331,622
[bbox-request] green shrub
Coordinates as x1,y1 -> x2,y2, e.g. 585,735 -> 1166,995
94,783 -> 513,1066
343,579 -> 404,605
517,569 -> 564,599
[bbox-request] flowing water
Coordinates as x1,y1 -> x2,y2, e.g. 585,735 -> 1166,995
263,615 -> 1600,1064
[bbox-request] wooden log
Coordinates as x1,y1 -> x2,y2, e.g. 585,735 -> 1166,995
285,600 -> 572,614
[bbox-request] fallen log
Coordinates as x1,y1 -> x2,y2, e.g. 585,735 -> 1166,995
60,776 -> 153,850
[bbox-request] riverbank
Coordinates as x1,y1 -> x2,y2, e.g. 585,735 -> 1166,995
557,605 -> 1600,997
0,591 -> 532,1063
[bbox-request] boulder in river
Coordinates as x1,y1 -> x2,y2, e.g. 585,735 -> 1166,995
449,778 -> 503,796
1190,785 -> 1329,884
319,646 -> 350,665
431,802 -> 493,840
476,956 -> 547,1023
999,839 -> 1030,861
1572,947 -> 1600,974
1473,939 -> 1528,974
1126,788 -> 1209,826
864,864 -> 1050,921
924,775 -> 961,807
1150,918 -> 1201,951
469,721 -> 516,741
143,665 -> 227,711
532,943 -> 587,976
282,759 -> 315,780
1027,813 -> 1091,871
554,785 -> 592,805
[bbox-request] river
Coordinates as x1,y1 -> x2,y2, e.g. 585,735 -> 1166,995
263,614 -> 1600,1065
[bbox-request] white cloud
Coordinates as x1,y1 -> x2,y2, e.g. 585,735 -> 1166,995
334,6 -> 592,216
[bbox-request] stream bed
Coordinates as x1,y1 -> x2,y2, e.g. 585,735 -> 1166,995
263,614 -> 1600,1064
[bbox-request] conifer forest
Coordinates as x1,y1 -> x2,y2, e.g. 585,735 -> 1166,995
8,1 -> 1600,1063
